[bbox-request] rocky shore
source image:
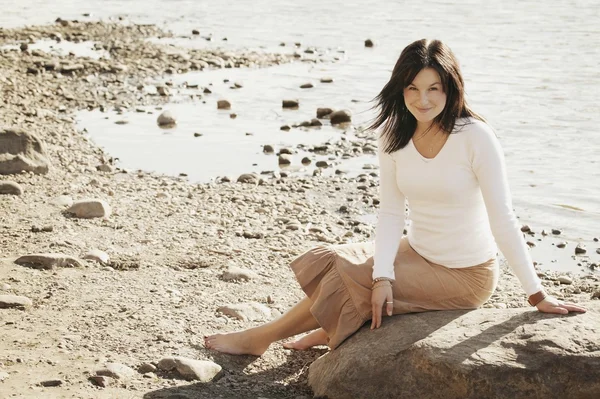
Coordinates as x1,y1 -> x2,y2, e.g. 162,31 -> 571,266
1,19 -> 599,399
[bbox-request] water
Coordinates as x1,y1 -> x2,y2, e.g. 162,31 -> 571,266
2,1 -> 599,259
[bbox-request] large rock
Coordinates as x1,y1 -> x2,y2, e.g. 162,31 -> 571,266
309,303 -> 600,399
0,128 -> 50,175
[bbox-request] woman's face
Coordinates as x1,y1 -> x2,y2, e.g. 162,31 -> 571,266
403,67 -> 447,126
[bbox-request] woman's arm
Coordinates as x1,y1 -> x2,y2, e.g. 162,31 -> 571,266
373,134 -> 406,281
471,122 -> 585,314
470,122 -> 543,296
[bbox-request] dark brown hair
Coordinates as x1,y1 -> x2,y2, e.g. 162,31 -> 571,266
369,39 -> 485,153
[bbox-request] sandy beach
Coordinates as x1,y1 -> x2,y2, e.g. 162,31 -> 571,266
1,19 -> 599,399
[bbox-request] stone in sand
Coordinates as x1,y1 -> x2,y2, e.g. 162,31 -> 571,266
83,249 -> 110,265
217,302 -> 271,322
0,128 -> 50,175
0,295 -> 33,309
263,145 -> 274,154
157,110 -> 177,126
66,199 -> 111,219
175,358 -> 221,382
300,83 -> 314,89
222,265 -> 259,282
364,39 -> 374,47
95,363 -> 136,380
15,253 -> 83,270
310,118 -> 323,127
0,181 -> 23,195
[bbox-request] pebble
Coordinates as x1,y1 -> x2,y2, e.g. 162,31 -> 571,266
217,302 -> 272,322
556,242 -> 567,249
557,275 -> 573,285
0,181 -> 23,195
237,173 -> 259,184
138,363 -> 156,373
575,244 -> 587,255
329,109 -> 352,124
66,199 -> 111,219
222,265 -> 259,282
217,100 -> 231,110
521,225 -> 531,233
280,125 -> 291,131
552,229 -> 562,235
320,77 -> 334,83
40,379 -> 63,387
95,363 -> 136,380
49,195 -> 73,208
175,358 -> 221,382
97,164 -> 114,172
316,107 -> 334,119
0,295 -> 32,309
310,118 -> 323,127
83,249 -> 110,265
156,86 -> 170,96
282,99 -> 299,108
300,83 -> 314,89
278,154 -> 292,165
158,357 -> 222,382
365,39 -> 375,47
157,110 -> 177,126
263,145 -> 274,154
15,253 -> 83,269
88,375 -> 112,387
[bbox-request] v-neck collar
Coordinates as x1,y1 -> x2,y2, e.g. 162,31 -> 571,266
410,134 -> 451,162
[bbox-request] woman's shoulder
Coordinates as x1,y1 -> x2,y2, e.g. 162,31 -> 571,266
454,117 -> 497,144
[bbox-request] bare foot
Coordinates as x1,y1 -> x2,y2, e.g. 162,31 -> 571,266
204,330 -> 270,356
283,328 -> 328,350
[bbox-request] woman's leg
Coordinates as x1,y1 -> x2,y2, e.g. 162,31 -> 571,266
282,327 -> 328,350
204,296 -> 321,356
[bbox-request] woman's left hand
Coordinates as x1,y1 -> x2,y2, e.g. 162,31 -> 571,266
536,295 -> 587,314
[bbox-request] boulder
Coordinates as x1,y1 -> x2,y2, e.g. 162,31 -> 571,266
309,304 -> 600,399
0,128 -> 50,175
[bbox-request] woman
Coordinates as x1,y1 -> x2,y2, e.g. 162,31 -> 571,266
204,39 -> 586,356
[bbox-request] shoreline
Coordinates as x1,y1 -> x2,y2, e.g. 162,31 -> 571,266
1,19 -> 599,398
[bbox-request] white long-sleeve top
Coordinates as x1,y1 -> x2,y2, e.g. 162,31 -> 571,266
373,117 -> 543,296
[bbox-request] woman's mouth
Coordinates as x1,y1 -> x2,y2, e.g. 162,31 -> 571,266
416,107 -> 432,113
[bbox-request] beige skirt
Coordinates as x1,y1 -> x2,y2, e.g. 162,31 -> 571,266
290,236 -> 499,349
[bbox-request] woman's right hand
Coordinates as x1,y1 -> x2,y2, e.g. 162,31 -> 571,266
371,284 -> 394,329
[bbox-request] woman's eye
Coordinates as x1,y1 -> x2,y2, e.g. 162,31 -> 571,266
429,87 -> 438,91
408,87 -> 417,91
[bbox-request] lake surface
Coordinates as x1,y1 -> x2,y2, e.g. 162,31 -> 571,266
2,0 -> 598,268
